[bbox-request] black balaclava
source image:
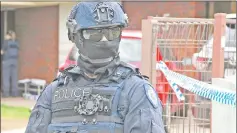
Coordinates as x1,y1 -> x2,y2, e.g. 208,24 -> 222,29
67,2 -> 129,76
75,31 -> 121,75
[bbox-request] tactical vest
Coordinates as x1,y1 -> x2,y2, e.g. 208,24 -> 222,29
48,65 -> 134,133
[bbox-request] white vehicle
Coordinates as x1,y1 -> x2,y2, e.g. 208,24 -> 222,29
192,13 -> 236,79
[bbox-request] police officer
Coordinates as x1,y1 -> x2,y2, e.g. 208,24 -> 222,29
2,30 -> 19,97
25,2 -> 165,133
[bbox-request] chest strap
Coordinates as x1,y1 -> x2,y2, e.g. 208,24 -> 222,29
51,115 -> 123,124
48,125 -> 123,133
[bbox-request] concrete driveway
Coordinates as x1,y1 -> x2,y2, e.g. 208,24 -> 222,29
1,97 -> 36,109
1,97 -> 35,133
1,128 -> 26,133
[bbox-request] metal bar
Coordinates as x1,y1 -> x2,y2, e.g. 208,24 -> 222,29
211,13 -> 227,133
149,17 -> 215,23
226,19 -> 236,24
212,13 -> 225,78
144,15 -> 217,133
141,19 -> 156,87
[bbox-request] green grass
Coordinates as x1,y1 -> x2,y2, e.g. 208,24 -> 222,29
1,104 -> 31,119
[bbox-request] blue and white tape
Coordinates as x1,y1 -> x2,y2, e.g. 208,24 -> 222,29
157,61 -> 236,107
157,67 -> 185,101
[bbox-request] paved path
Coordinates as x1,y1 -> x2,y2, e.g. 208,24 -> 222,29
167,114 -> 211,133
1,128 -> 25,133
1,97 -> 35,133
1,97 -> 36,109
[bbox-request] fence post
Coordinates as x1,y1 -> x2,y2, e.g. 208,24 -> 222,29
212,13 -> 226,78
211,13 -> 226,133
141,19 -> 157,87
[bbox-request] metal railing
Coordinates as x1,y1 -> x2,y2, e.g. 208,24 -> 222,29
141,13 -> 235,133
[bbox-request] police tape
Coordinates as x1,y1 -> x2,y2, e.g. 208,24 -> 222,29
156,61 -> 236,107
157,66 -> 185,102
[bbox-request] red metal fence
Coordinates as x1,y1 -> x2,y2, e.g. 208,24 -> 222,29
141,13 -> 236,133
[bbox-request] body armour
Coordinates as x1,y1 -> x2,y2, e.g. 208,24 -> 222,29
48,64 -> 137,133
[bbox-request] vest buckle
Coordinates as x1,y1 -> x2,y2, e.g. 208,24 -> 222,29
82,118 -> 88,125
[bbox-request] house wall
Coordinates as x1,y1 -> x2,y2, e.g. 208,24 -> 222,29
15,6 -> 59,83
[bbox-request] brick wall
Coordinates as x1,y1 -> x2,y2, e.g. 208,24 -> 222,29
15,6 -> 59,83
123,2 -> 207,30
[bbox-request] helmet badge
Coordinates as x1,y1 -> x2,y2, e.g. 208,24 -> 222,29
93,2 -> 114,23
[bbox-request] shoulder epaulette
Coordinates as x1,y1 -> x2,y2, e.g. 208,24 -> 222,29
119,61 -> 150,81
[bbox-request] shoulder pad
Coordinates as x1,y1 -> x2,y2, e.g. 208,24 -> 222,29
67,66 -> 81,74
119,61 -> 150,80
54,66 -> 78,87
110,64 -> 134,83
61,65 -> 81,76
119,61 -> 136,72
53,73 -> 67,87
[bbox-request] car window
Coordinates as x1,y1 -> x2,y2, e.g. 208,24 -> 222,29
119,38 -> 142,62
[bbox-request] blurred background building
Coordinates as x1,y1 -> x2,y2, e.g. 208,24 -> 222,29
1,1 -> 236,83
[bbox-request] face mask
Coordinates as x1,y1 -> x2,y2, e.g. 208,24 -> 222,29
75,26 -> 121,65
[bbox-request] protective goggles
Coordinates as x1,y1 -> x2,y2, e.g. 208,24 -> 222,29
81,26 -> 121,42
